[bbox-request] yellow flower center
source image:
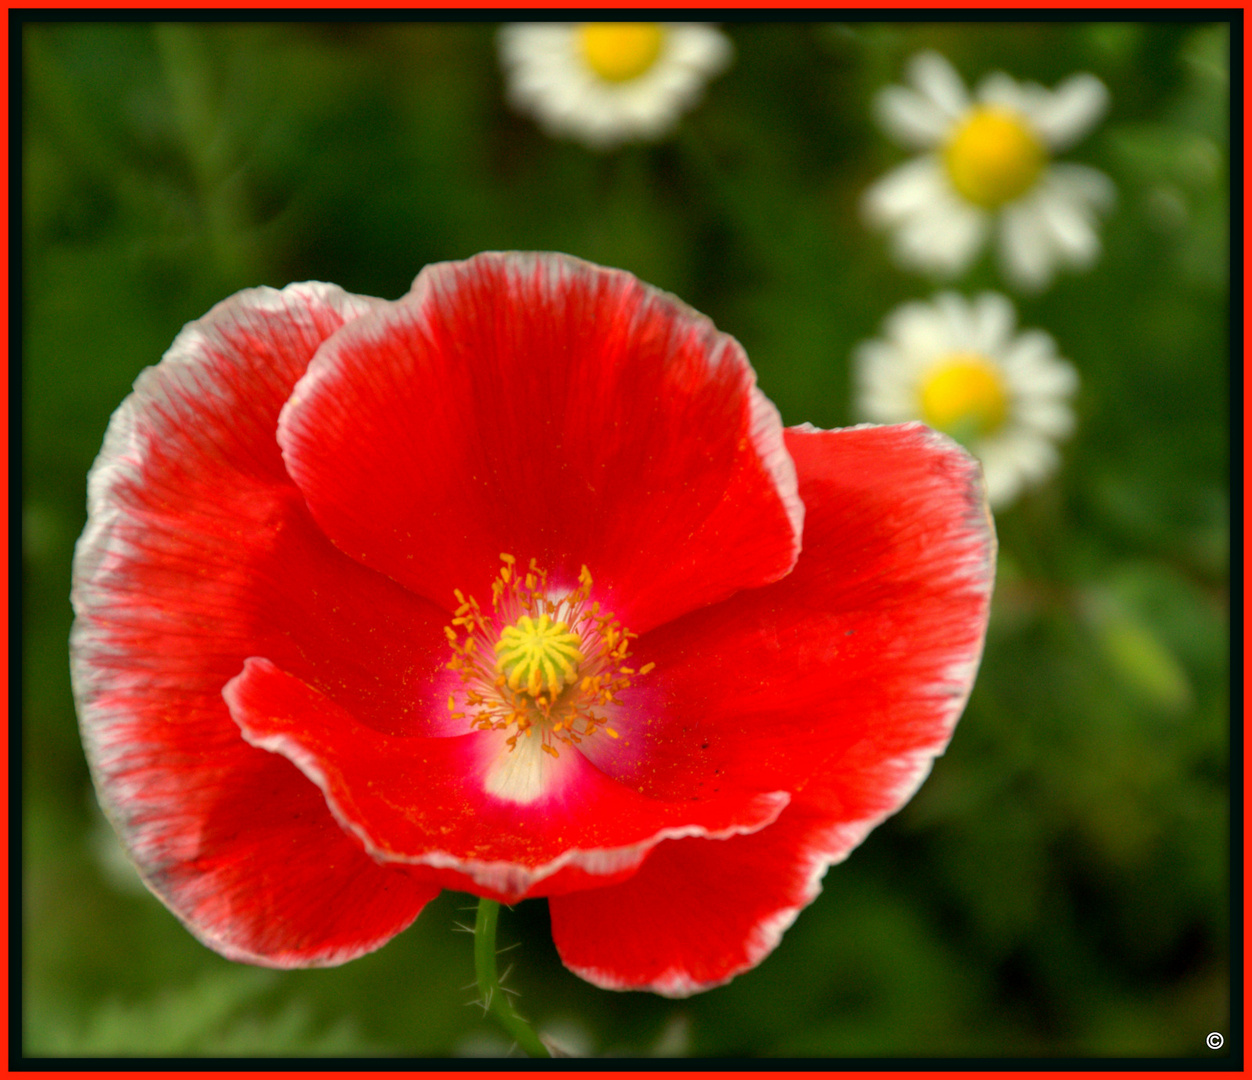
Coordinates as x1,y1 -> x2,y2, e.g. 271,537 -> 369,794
579,23 -> 665,83
920,352 -> 1010,442
445,555 -> 653,758
943,106 -> 1046,208
494,613 -> 584,698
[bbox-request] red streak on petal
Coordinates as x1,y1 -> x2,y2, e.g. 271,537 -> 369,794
225,657 -> 789,903
551,422 -> 994,992
278,252 -> 801,632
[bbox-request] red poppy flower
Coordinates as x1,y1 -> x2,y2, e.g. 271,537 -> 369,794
71,252 -> 994,994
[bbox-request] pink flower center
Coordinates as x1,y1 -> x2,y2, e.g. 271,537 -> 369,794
445,555 -> 652,759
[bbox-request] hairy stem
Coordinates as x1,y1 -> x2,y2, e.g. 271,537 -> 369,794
474,898 -> 551,1058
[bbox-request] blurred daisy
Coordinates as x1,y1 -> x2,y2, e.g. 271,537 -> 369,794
498,23 -> 732,150
855,292 -> 1078,508
863,51 -> 1115,291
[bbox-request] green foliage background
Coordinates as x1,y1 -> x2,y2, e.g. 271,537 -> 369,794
22,20 -> 1230,1059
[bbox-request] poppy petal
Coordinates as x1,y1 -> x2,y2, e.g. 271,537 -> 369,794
71,283 -> 442,966
550,422 -> 994,992
601,422 -> 993,803
277,252 -> 803,633
224,657 -> 790,903
549,803 -> 842,996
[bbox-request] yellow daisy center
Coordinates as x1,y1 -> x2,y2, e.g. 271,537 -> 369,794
943,106 -> 1046,208
445,555 -> 653,758
920,352 -> 1010,442
579,23 -> 665,83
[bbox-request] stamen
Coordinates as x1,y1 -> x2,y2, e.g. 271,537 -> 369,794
444,555 -> 652,761
494,612 -> 584,697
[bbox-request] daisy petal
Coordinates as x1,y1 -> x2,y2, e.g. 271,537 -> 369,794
999,201 -> 1056,291
71,282 -> 445,966
970,291 -> 1018,355
976,70 -> 1033,114
551,423 -> 994,992
893,197 -> 989,276
1031,74 -> 1109,150
906,50 -> 969,118
978,450 -> 1023,507
1017,398 -> 1077,438
278,252 -> 802,635
1035,187 -> 1102,266
1049,162 -> 1117,211
884,297 -> 955,358
994,429 -> 1060,489
862,157 -> 950,227
1002,329 -> 1078,395
935,290 -> 979,341
854,343 -> 921,421
874,85 -> 952,148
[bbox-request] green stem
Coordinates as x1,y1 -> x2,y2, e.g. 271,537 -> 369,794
474,898 -> 551,1058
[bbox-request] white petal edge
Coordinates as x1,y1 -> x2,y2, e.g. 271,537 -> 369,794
569,422 -> 996,997
72,281 -> 382,840
403,251 -> 806,571
70,282 -> 391,969
225,659 -> 791,901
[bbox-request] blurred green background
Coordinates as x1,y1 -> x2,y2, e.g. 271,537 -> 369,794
21,20 -> 1230,1058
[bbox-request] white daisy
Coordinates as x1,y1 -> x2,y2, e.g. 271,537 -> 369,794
498,23 -> 732,150
854,292 -> 1078,508
863,51 -> 1116,291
